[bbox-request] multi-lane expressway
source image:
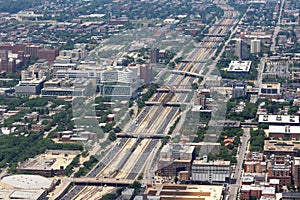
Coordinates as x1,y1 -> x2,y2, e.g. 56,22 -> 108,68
57,4 -> 241,200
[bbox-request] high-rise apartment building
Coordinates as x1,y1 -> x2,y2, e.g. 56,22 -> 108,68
150,48 -> 159,64
235,38 -> 249,60
250,38 -> 261,54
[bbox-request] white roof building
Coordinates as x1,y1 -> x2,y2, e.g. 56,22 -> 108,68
258,115 -> 299,124
0,174 -> 54,190
227,60 -> 252,73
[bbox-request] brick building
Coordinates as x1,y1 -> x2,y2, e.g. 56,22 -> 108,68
267,155 -> 292,186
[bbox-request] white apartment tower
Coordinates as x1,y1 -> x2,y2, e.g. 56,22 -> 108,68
250,38 -> 261,54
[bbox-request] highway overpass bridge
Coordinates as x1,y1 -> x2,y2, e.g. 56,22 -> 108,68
71,178 -> 134,187
204,33 -> 227,37
181,59 -> 207,63
116,133 -> 164,139
156,88 -> 191,93
145,101 -> 187,106
170,70 -> 203,78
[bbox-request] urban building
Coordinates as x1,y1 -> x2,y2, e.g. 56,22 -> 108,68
258,115 -> 299,125
99,65 -> 139,98
37,47 -> 59,63
244,152 -> 267,173
14,78 -> 46,96
41,78 -> 92,97
0,174 -> 54,191
0,50 -> 18,73
205,75 -> 222,87
235,38 -> 249,60
240,185 -> 276,200
0,189 -> 47,200
120,188 -> 135,200
194,90 -> 206,109
54,63 -> 140,98
150,48 -> 159,64
52,59 -> 77,71
0,174 -> 55,200
250,38 -> 261,54
25,44 -> 40,57
17,150 -> 80,176
57,47 -> 87,62
232,81 -> 247,99
139,63 -> 153,84
142,184 -> 224,200
21,59 -> 50,81
227,60 -> 252,73
259,83 -> 281,99
267,155 -> 292,186
191,158 -> 231,183
264,140 -> 300,156
268,125 -> 300,139
282,192 -> 300,200
293,157 -> 300,186
157,143 -> 195,178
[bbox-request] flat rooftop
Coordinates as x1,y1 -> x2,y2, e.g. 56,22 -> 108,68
18,150 -> 80,171
269,125 -> 300,134
264,140 -> 300,153
0,174 -> 53,190
147,184 -> 223,200
193,160 -> 230,166
258,115 -> 299,124
260,83 -> 280,90
294,157 -> 300,165
0,189 -> 45,199
208,120 -> 240,127
228,60 -> 252,73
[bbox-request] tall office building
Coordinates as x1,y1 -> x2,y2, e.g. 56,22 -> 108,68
235,38 -> 249,60
150,48 -> 159,64
250,38 -> 261,54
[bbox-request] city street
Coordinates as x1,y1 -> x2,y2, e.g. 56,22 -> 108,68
229,127 -> 250,200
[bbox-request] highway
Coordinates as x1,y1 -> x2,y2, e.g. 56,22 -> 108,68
57,3 -> 242,200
